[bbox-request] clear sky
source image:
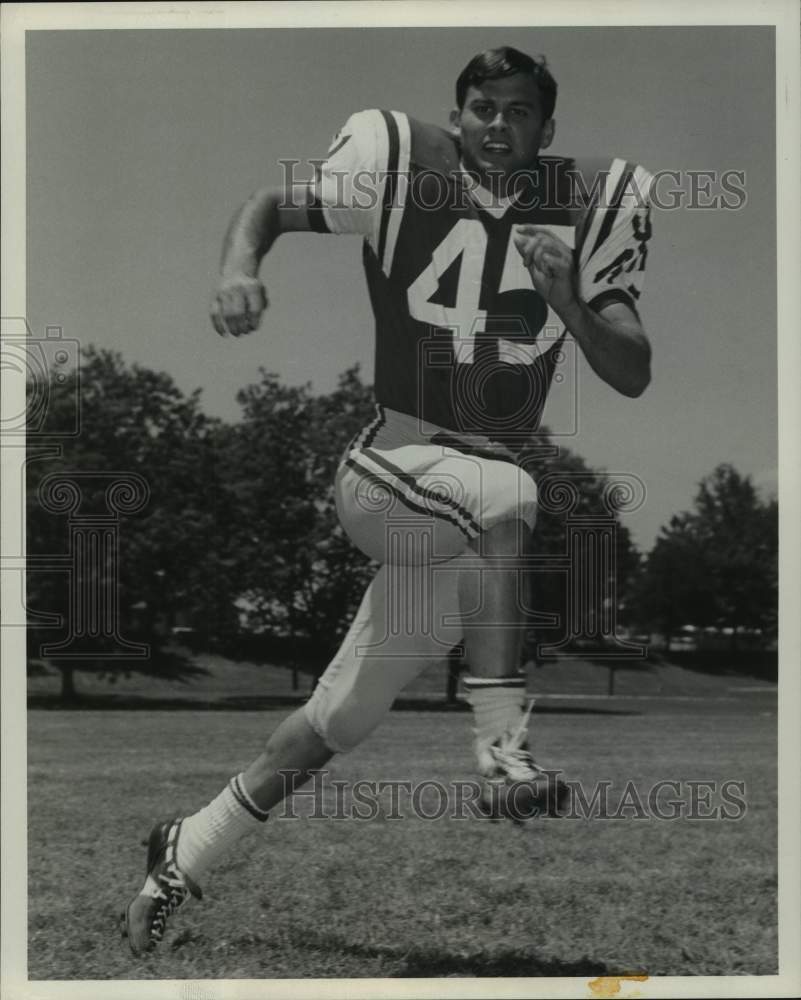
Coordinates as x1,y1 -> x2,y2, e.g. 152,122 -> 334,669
25,24 -> 777,549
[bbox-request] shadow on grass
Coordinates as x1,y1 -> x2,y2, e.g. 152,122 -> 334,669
27,646 -> 210,689
397,948 -> 614,977
289,928 -> 623,977
574,648 -> 778,684
652,649 -> 777,681
584,656 -> 655,672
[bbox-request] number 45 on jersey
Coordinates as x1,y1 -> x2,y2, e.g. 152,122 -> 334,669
407,219 -> 575,365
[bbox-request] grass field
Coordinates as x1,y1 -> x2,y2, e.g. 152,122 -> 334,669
26,678 -> 777,981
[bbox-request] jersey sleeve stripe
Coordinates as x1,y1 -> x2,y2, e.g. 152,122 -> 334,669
376,110 -> 401,268
588,160 -> 635,260
632,164 -> 654,203
380,111 -> 411,276
317,109 -> 390,240
577,157 -> 626,270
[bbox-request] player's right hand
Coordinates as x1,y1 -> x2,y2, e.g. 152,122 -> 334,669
210,273 -> 268,338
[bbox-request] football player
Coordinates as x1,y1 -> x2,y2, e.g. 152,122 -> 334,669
123,46 -> 653,955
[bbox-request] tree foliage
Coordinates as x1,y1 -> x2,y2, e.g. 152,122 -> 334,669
225,365 -> 376,657
519,437 -> 643,657
26,347 -> 236,694
26,352 -> 378,695
632,463 -> 777,644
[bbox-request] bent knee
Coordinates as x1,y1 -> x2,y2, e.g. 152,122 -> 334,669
304,690 -> 385,755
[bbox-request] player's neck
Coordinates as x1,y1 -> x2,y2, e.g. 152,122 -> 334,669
461,161 -> 539,204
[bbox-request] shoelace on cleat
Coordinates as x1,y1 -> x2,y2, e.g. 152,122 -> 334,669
149,865 -> 189,943
488,698 -> 549,781
506,696 -> 536,750
488,744 -> 547,781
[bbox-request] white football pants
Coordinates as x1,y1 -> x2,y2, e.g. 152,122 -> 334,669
304,406 -> 537,753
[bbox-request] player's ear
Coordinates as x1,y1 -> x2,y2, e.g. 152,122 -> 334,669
448,108 -> 461,137
540,119 -> 555,150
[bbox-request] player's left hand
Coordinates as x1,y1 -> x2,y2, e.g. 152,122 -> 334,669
513,226 -> 579,315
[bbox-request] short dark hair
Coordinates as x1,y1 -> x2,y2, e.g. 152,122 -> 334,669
455,46 -> 557,119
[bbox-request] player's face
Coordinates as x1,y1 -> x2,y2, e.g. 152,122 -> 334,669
451,74 -> 555,190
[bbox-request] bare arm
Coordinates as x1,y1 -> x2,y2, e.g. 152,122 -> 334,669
210,187 -> 314,338
556,298 -> 651,398
514,225 -> 652,398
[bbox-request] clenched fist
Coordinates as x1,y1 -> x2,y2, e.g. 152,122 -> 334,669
210,273 -> 268,338
513,225 -> 579,315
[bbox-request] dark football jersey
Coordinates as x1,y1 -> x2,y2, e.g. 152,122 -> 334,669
309,109 -> 653,449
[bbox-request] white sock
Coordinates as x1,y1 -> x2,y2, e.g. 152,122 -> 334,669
463,675 -> 527,752
176,774 -> 268,884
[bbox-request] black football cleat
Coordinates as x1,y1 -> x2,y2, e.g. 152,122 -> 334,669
121,819 -> 201,956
